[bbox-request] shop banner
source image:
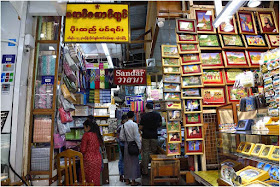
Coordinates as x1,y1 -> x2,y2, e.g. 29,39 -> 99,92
125,96 -> 143,105
64,4 -> 129,43
114,69 -> 146,85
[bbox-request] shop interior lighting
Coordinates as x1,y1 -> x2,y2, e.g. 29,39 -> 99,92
223,17 -> 234,32
157,18 -> 165,28
101,43 -> 114,68
49,46 -> 55,50
86,53 -> 99,57
40,33 -> 44,38
205,10 -> 212,16
248,0 -> 261,7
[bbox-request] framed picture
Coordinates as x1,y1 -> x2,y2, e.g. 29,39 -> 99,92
198,35 -> 220,49
182,76 -> 203,88
184,99 -> 202,113
220,34 -> 245,49
166,102 -> 182,110
182,88 -> 201,99
237,142 -> 246,153
266,34 -> 279,48
185,113 -> 202,124
176,18 -> 197,34
201,52 -> 224,68
223,51 -> 248,67
162,58 -> 180,66
259,145 -> 274,159
167,110 -> 182,121
256,11 -> 279,34
218,16 -> 238,34
202,87 -> 226,106
164,92 -> 181,101
166,121 -> 181,132
237,11 -> 257,35
161,45 -> 179,58
202,69 -> 224,85
163,75 -> 181,83
182,64 -> 202,76
243,35 -> 268,49
180,53 -> 201,65
246,51 -> 263,67
163,67 -> 181,74
163,83 -> 180,92
185,140 -> 203,154
268,146 -> 279,161
178,44 -> 200,54
185,125 -> 203,139
227,86 -> 249,102
225,69 -> 243,84
251,144 -> 265,157
194,9 -> 216,33
242,143 -> 256,155
167,143 -> 181,156
168,132 -> 182,144
176,34 -> 198,44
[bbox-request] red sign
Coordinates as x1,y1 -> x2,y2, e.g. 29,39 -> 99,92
114,69 -> 146,85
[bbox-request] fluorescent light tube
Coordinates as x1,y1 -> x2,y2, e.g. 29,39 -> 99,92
101,43 -> 113,68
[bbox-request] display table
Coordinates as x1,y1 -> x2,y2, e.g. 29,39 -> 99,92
191,170 -> 219,186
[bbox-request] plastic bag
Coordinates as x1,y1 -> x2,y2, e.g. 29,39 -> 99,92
57,114 -> 68,135
54,134 -> 65,149
234,71 -> 255,88
65,52 -> 79,71
63,61 -> 77,82
59,107 -> 73,123
64,76 -> 77,93
61,84 -> 76,103
59,95 -> 75,112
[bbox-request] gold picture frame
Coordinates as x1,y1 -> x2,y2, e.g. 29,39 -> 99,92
237,11 -> 258,35
183,99 -> 203,114
166,143 -> 181,156
217,15 -> 238,34
161,45 -> 180,58
242,34 -> 269,50
178,44 -> 200,54
256,10 -> 279,34
193,8 -> 216,34
219,34 -> 246,49
176,34 -> 199,44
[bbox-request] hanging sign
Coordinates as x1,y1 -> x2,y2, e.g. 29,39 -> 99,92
125,96 -> 143,105
64,4 -> 129,43
114,69 -> 146,85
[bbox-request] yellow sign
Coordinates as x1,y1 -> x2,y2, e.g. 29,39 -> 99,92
64,4 -> 129,43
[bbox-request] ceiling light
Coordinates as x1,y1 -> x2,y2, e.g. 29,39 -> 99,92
248,0 -> 261,7
49,46 -> 55,50
86,53 -> 98,57
40,33 -> 44,38
157,18 -> 165,28
101,43 -> 113,68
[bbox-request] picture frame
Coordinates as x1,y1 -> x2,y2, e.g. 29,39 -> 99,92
163,67 -> 181,74
176,18 -> 197,34
180,53 -> 201,65
185,125 -> 203,140
185,140 -> 203,154
167,143 -> 181,156
181,76 -> 203,88
165,102 -> 182,110
218,16 -> 238,34
184,99 -> 202,113
164,92 -> 181,101
202,69 -> 224,85
163,75 -> 181,83
225,69 -> 243,84
268,146 -> 279,161
163,83 -> 181,92
167,110 -> 182,121
237,142 -> 246,153
161,45 -> 179,58
185,113 -> 202,124
176,34 -> 199,44
243,35 -> 269,49
245,51 -> 264,67
227,85 -> 249,102
259,145 -> 274,159
194,8 -> 216,34
266,34 -> 279,48
256,11 -> 279,34
168,132 -> 182,143
201,52 -> 224,68
241,142 -> 256,155
237,11 -> 257,35
181,64 -> 202,76
166,121 -> 181,132
182,88 -> 201,99
198,35 -> 221,50
162,58 -> 180,67
220,34 -> 245,49
251,143 -> 265,157
223,51 -> 248,67
178,44 -> 200,54
202,87 -> 226,106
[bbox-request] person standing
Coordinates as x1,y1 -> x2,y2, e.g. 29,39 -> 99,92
139,103 -> 162,175
80,119 -> 103,185
120,111 -> 141,186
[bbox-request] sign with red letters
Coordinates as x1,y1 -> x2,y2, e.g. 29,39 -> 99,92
114,69 -> 146,85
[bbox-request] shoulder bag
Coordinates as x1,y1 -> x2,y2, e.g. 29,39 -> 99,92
123,125 -> 139,156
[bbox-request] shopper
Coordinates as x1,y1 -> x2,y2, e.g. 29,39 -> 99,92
139,103 -> 162,175
116,114 -> 128,182
81,119 -> 103,185
120,111 -> 141,186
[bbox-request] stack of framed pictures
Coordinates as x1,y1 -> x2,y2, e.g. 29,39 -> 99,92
161,44 -> 182,156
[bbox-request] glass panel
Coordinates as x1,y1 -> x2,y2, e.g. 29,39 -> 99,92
33,115 -> 52,143
34,43 -> 57,109
37,16 -> 60,41
1,134 -> 10,179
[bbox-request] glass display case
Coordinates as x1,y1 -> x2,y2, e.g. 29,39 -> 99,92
37,17 -> 60,41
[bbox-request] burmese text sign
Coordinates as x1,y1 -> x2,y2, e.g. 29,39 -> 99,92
114,69 -> 146,85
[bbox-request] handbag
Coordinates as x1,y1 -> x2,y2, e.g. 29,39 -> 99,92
123,125 -> 139,156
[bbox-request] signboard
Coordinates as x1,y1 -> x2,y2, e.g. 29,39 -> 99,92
121,107 -> 130,113
150,89 -> 162,100
64,4 -> 129,43
114,69 -> 146,85
125,96 -> 143,105
2,55 -> 16,64
42,76 -> 54,85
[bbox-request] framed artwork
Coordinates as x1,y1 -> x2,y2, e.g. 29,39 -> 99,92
201,52 -> 224,68
237,142 -> 246,153
268,146 -> 279,161
167,143 -> 181,156
176,34 -> 198,44
163,67 -> 181,74
243,35 -> 268,49
166,102 -> 182,110
202,69 -> 224,85
186,125 -> 203,139
256,11 -> 279,34
162,58 -> 180,66
163,83 -> 180,92
246,51 -> 263,67
242,142 -> 256,155
178,44 -> 200,54
176,18 -> 197,33
168,132 -> 182,143
182,76 -> 203,88
182,64 -> 202,76
161,112 -> 168,125
220,34 -> 245,48
198,35 -> 220,49
163,75 -> 181,83
166,121 -> 181,132
202,87 -> 226,106
164,93 -> 181,101
185,140 -> 203,154
266,34 -> 279,48
161,45 -> 179,58
182,88 -> 201,99
184,99 -> 202,113
237,11 -> 257,35
259,145 -> 274,159
223,51 -> 248,67
251,144 -> 265,157
167,110 -> 182,121
181,53 -> 201,65
185,113 -> 202,124
218,16 -> 238,34
227,86 -> 249,102
225,69 -> 243,84
195,9 -> 216,33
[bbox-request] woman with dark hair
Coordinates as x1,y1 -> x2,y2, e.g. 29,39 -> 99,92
81,119 -> 103,185
263,17 -> 276,32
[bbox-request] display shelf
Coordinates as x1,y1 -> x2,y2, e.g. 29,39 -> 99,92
217,130 -> 279,136
233,152 -> 278,165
